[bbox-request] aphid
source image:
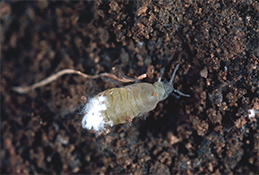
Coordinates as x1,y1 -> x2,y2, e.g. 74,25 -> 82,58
81,64 -> 190,135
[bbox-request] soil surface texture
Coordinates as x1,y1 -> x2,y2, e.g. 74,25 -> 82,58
1,0 -> 259,174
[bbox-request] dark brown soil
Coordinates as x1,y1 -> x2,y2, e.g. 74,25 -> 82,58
1,0 -> 259,174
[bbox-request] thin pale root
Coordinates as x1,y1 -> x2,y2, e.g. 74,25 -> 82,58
12,69 -> 147,94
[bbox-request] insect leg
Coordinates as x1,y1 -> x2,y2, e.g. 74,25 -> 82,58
143,114 -> 147,121
158,68 -> 165,82
124,116 -> 132,127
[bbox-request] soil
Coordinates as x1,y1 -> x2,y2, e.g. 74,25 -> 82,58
1,0 -> 259,174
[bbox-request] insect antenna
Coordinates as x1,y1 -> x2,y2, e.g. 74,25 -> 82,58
173,89 -> 190,97
158,68 -> 165,82
170,64 -> 190,97
169,64 -> 180,84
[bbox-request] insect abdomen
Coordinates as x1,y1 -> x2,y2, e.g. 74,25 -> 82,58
125,83 -> 160,114
100,87 -> 140,125
99,83 -> 160,125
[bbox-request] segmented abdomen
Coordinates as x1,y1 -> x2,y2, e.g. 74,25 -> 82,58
97,83 -> 160,125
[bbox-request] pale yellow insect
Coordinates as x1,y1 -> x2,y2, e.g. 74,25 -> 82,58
81,64 -> 190,134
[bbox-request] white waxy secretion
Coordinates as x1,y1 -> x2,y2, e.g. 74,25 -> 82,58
81,96 -> 112,133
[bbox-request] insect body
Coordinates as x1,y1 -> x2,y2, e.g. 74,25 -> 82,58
81,64 -> 190,134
